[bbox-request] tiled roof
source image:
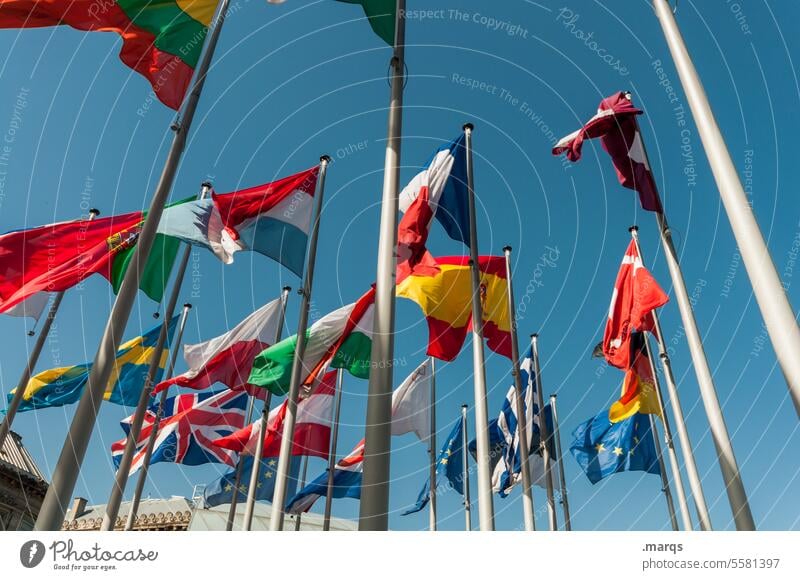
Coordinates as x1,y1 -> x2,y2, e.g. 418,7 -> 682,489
0,431 -> 46,482
63,497 -> 194,531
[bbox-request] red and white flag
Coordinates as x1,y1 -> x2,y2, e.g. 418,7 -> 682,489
603,241 -> 668,369
153,297 -> 284,396
553,91 -> 663,213
212,370 -> 337,459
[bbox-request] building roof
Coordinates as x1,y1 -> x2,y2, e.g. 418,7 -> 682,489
188,502 -> 358,531
0,430 -> 46,482
63,496 -> 194,531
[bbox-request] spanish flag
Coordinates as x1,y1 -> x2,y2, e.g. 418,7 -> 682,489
609,333 -> 662,423
397,256 -> 511,361
7,316 -> 178,413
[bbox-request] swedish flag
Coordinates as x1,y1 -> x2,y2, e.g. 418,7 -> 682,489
8,316 -> 179,413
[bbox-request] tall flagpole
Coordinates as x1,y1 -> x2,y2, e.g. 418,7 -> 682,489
35,0 -> 232,531
548,395 -> 572,530
322,370 -> 344,531
461,404 -> 472,531
359,0 -> 406,531
653,0 -> 800,419
0,209 -> 100,451
428,357 -> 437,531
293,455 -> 310,531
530,334 -> 558,531
463,123 -> 495,531
242,287 -> 291,531
101,183 -> 211,531
226,396 -> 256,530
123,303 -> 192,531
501,247 -> 535,531
650,413 -> 679,531
269,155 -> 331,531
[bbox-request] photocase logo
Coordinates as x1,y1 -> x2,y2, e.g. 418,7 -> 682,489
19,540 -> 46,568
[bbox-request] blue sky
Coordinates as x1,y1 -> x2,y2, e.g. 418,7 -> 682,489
1,0 -> 798,531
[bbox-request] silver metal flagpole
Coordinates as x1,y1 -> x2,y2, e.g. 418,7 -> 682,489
359,0 -> 406,531
530,334 -> 558,531
0,209 -> 100,451
653,0 -> 800,419
548,395 -> 572,531
123,303 -> 192,531
501,246 -> 535,531
293,455 -> 310,531
428,357 -> 437,531
241,287 -> 291,531
269,155 -> 331,531
322,370 -> 344,531
461,404 -> 472,531
649,414 -> 679,531
34,0 -> 232,531
226,395 -> 256,530
463,123 -> 495,531
101,183 -> 211,531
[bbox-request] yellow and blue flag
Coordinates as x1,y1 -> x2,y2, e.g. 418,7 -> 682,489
7,316 -> 179,413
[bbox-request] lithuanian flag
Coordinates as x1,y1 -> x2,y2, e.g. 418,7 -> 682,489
0,0 -> 219,109
397,256 -> 512,362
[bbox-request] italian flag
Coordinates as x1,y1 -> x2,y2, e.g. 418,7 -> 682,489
248,288 -> 375,395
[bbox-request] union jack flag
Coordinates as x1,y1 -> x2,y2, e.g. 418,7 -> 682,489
111,389 -> 248,475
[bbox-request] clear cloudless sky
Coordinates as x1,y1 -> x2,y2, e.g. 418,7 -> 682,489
0,0 -> 798,531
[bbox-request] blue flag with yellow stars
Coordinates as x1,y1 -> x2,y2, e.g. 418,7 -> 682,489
7,316 -> 179,413
203,455 -> 302,508
402,417 -> 465,516
569,410 -> 660,484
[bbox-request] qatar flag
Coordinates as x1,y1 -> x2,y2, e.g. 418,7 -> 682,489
553,91 -> 663,213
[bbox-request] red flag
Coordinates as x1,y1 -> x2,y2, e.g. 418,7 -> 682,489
0,212 -> 143,313
603,241 -> 668,369
553,92 -> 663,213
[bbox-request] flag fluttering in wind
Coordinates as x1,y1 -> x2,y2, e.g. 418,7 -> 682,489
111,389 -> 248,475
609,332 -> 663,423
390,359 -> 432,441
248,288 -> 376,395
402,417 -> 465,516
2,291 -> 50,322
157,167 -> 319,276
0,0 -> 218,110
553,91 -> 663,212
7,316 -> 178,413
603,240 -> 668,369
153,297 -> 286,396
202,454 -> 303,508
336,0 -> 396,45
212,370 -> 337,459
397,255 -> 511,361
570,411 -> 661,484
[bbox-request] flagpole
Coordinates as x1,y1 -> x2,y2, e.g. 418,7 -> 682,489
293,455 -> 310,531
323,370 -> 344,531
226,397 -> 255,530
461,404 -> 472,531
270,155 -> 331,531
649,414 -> 679,531
548,395 -> 572,531
100,183 -> 211,531
0,209 -> 100,451
463,123 -> 495,531
242,287 -> 291,531
501,247 -> 535,531
530,334 -> 558,531
653,0 -> 800,419
359,0 -> 406,531
122,302 -> 192,531
428,357 -> 437,531
34,0 -> 232,531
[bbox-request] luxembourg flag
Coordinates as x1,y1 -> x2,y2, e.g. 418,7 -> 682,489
157,167 -> 319,276
285,440 -> 364,515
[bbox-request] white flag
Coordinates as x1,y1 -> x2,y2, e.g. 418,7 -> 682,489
391,359 -> 432,442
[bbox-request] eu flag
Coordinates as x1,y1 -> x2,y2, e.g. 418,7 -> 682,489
203,455 -> 302,508
570,410 -> 660,484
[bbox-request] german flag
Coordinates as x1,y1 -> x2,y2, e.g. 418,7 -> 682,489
609,333 -> 662,423
397,255 -> 511,361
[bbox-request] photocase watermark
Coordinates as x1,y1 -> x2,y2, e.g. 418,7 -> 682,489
0,87 -> 30,210
398,8 -> 529,38
726,0 -> 753,36
720,149 -> 754,298
19,539 -> 158,572
556,8 -> 629,76
517,246 -> 561,321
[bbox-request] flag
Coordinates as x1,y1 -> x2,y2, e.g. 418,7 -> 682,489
391,359 -> 432,441
111,389 -> 248,475
109,232 -> 182,303
153,297 -> 285,396
212,370 -> 337,459
603,240 -> 668,369
202,454 -> 303,508
396,255 -> 511,361
609,332 -> 662,423
402,417 -> 465,516
157,167 -> 319,276
553,91 -> 662,212
2,292 -> 50,322
397,134 -> 470,281
570,410 -> 661,484
7,316 -> 178,413
0,0 -> 217,110
336,0 -> 396,46
248,287 -> 375,395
